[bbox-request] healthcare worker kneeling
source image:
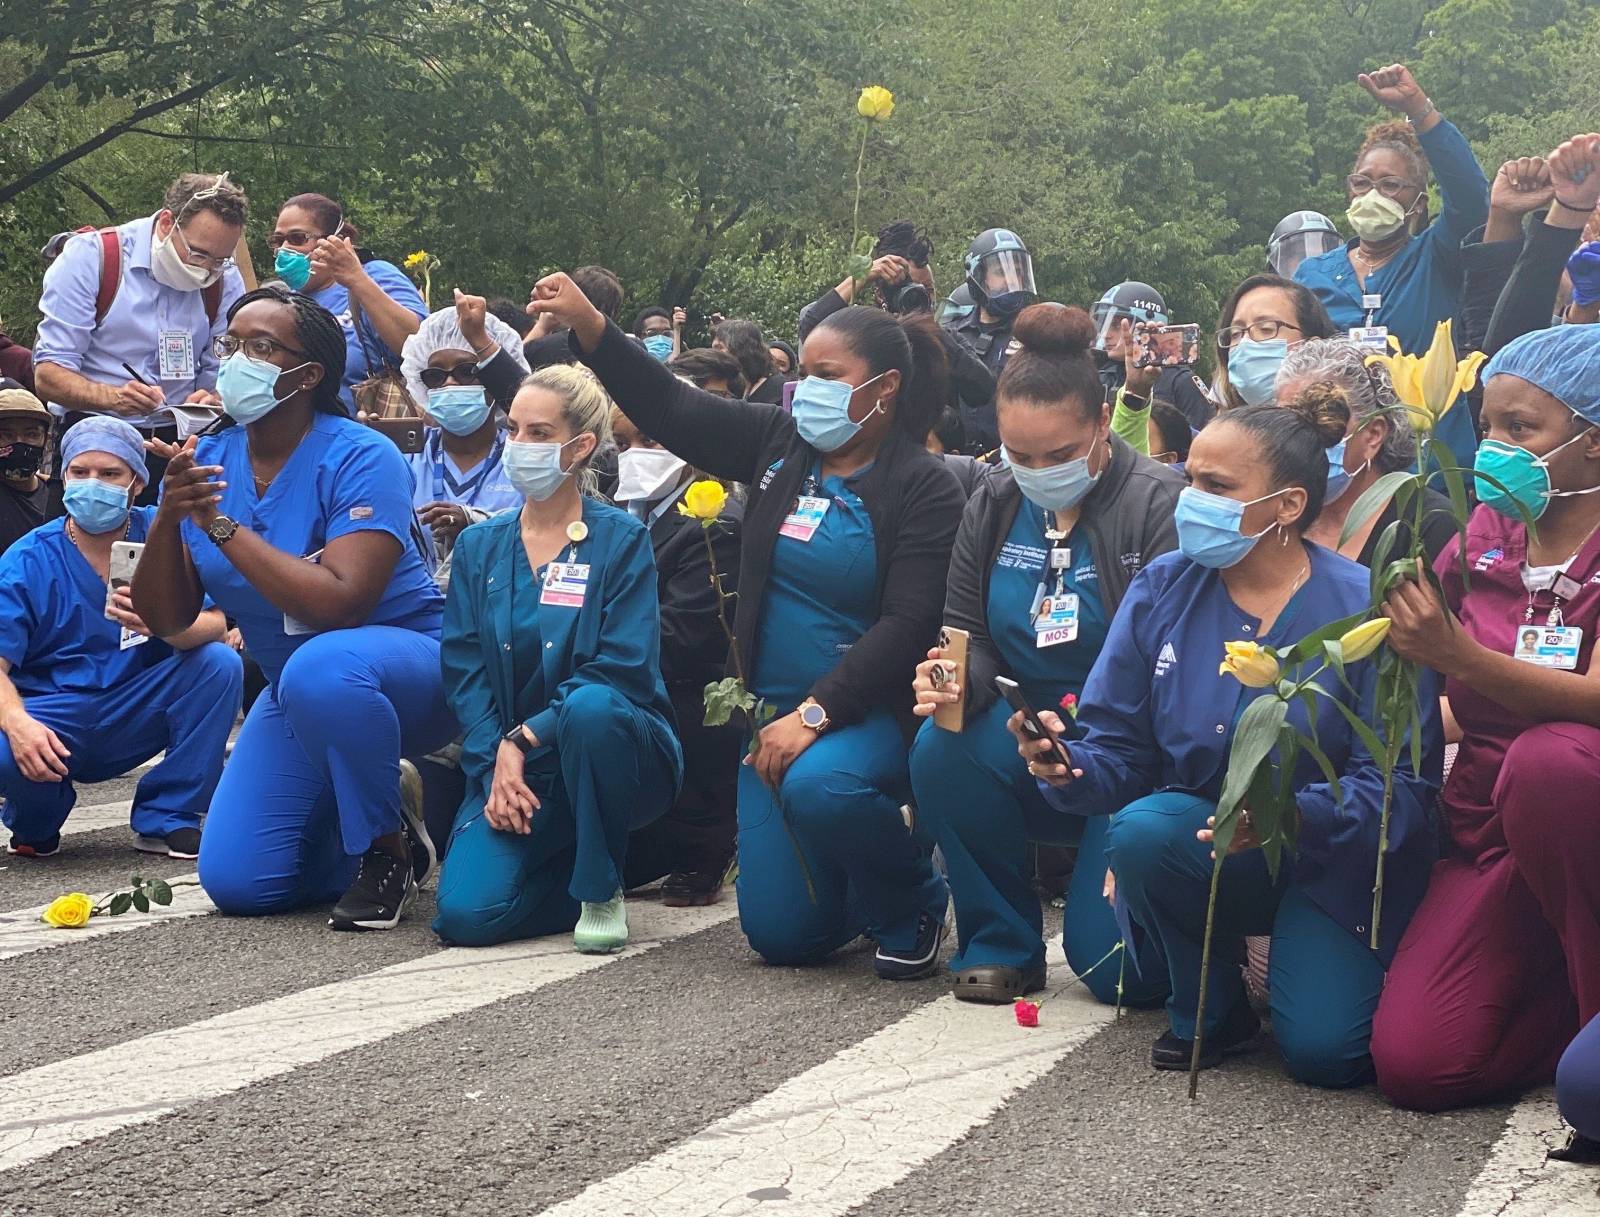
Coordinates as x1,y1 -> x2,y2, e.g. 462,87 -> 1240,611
0,417 -> 240,859
1016,401 -> 1441,1087
133,287 -> 455,931
431,365 -> 682,952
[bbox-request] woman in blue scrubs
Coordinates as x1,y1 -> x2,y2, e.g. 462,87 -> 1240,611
1016,402 -> 1441,1087
529,270 -> 965,979
907,304 -> 1183,1005
133,287 -> 454,932
431,366 -> 682,952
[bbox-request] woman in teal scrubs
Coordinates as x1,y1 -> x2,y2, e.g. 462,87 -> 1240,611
909,304 -> 1184,1004
432,365 -> 682,952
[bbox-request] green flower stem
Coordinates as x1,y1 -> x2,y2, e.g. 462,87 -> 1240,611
1189,856 -> 1225,1100
850,121 -> 870,262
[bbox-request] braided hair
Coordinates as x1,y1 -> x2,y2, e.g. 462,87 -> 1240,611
872,220 -> 933,266
226,284 -> 348,414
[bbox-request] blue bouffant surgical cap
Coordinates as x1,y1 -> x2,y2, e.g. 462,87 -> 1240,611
60,416 -> 150,483
1484,324 -> 1600,425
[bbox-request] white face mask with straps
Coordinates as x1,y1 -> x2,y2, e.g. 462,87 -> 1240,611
150,218 -> 220,292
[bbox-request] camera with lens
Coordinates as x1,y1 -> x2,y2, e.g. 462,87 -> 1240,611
885,281 -> 933,315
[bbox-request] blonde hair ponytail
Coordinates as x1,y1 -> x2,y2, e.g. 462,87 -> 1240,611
521,364 -> 614,498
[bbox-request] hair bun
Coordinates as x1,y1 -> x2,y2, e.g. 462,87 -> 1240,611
1285,381 -> 1353,448
1011,303 -> 1096,357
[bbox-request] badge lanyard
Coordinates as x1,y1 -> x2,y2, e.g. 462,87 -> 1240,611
430,431 -> 505,507
1030,510 -> 1079,647
779,471 -> 834,544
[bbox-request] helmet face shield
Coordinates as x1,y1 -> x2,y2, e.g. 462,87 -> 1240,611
1089,287 -> 1168,352
976,248 -> 1036,314
1268,229 -> 1343,277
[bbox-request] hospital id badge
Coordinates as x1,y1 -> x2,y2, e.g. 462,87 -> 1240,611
779,495 -> 830,543
1349,325 -> 1389,353
1029,584 -> 1079,647
1513,625 -> 1582,669
541,561 -> 590,607
159,330 -> 194,380
119,624 -> 149,651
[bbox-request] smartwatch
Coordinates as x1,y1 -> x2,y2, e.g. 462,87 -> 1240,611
502,725 -> 534,754
797,698 -> 830,733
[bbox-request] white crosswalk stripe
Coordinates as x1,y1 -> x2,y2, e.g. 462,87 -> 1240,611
0,871 -> 210,962
1456,1091 -> 1600,1215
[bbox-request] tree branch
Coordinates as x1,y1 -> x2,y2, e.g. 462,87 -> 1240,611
62,173 -> 118,221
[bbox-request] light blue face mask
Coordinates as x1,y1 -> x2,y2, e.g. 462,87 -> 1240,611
1175,485 -> 1288,569
217,353 -> 308,424
791,371 -> 886,452
1003,441 -> 1102,512
274,247 -> 312,292
426,386 -> 492,436
1325,436 -> 1352,503
63,477 -> 134,534
503,436 -> 579,502
1228,338 -> 1290,406
642,334 -> 675,361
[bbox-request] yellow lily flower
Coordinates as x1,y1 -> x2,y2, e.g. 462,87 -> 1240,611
1219,640 -> 1281,688
1366,320 -> 1486,434
1337,617 -> 1392,663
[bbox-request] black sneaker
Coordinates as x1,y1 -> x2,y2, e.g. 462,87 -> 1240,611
1550,1131 -> 1600,1164
134,827 -> 201,859
661,866 -> 727,907
6,833 -> 60,858
874,911 -> 948,981
398,760 -> 436,887
329,847 -> 414,931
1151,1000 -> 1262,1071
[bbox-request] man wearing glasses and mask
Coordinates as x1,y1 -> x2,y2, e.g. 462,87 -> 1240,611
34,173 -> 248,501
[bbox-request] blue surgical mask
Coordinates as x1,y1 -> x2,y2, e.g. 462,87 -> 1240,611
503,437 -> 579,502
217,352 -> 307,424
1003,442 -> 1102,512
1227,338 -> 1289,406
791,371 -> 886,452
642,334 -> 675,361
425,386 -> 492,436
1325,437 -> 1352,503
1175,485 -> 1288,569
274,247 -> 313,292
63,478 -> 134,534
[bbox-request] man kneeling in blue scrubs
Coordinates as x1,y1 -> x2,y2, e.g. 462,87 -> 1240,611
0,418 -> 241,859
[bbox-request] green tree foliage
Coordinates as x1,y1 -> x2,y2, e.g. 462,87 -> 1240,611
1,0 -> 1596,343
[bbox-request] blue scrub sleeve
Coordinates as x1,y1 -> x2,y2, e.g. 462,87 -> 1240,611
323,437 -> 424,551
0,546 -> 38,670
1041,565 -> 1164,817
523,523 -> 665,747
1419,119 -> 1490,258
440,527 -> 505,781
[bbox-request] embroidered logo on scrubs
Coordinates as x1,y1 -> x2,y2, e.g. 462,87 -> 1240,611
998,541 -> 1048,571
1155,641 -> 1177,677
1475,547 -> 1503,573
349,506 -> 374,520
758,460 -> 784,492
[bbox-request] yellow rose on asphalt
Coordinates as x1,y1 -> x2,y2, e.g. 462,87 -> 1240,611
1219,640 -> 1281,688
1338,617 -> 1392,663
677,479 -> 728,523
856,85 -> 895,122
41,892 -> 94,928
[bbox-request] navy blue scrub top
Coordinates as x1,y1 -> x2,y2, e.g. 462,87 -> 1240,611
752,465 -> 878,713
987,506 -> 1108,713
185,413 -> 444,684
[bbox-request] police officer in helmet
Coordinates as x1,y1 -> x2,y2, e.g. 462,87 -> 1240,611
945,228 -> 1037,377
1267,211 -> 1342,280
1091,280 -> 1217,431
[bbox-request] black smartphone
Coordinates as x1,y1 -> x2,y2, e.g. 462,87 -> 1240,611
994,676 -> 1075,766
367,416 -> 427,455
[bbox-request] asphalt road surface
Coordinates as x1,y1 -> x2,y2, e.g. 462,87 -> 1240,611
3,767 -> 1597,1217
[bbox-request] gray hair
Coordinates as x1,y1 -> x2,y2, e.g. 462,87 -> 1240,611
1276,337 -> 1418,472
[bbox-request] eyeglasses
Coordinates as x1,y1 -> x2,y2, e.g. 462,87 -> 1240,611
419,363 -> 483,390
1346,174 -> 1416,199
173,224 -> 236,272
1216,319 -> 1303,349
213,334 -> 310,361
266,229 -> 326,253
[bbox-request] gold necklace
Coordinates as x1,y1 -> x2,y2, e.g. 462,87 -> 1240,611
248,416 -> 315,493
66,515 -> 131,550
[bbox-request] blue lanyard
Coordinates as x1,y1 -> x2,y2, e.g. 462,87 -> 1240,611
430,430 -> 505,506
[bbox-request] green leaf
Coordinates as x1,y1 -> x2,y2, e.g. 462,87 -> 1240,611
131,890 -> 150,914
1320,639 -> 1357,698
703,676 -> 755,728
1366,520 -> 1405,600
844,253 -> 872,286
108,892 -> 133,917
1214,695 -> 1290,854
1339,471 -> 1417,548
1298,730 -> 1343,806
1277,609 -> 1368,669
1302,680 -> 1388,764
150,879 -> 173,907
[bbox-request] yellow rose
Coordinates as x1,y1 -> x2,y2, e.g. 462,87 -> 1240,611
1219,640 -> 1281,688
677,479 -> 728,523
41,892 -> 94,928
1337,617 -> 1392,663
856,85 -> 895,122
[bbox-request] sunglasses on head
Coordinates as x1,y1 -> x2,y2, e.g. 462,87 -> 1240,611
420,363 -> 483,390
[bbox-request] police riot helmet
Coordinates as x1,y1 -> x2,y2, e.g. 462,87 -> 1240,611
1089,281 -> 1168,350
938,283 -> 976,327
964,228 -> 1036,317
1267,211 -> 1342,279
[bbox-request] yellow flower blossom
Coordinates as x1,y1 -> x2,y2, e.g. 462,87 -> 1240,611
403,250 -> 429,270
1219,640 -> 1281,688
677,479 -> 728,523
1366,320 -> 1486,434
41,892 -> 94,928
856,85 -> 895,122
1337,617 -> 1392,663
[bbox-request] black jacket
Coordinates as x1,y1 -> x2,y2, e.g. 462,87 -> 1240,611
575,319 -> 965,734
943,434 -> 1184,720
1458,211 -> 1584,359
647,491 -> 744,690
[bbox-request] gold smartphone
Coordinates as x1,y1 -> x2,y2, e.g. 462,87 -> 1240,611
932,626 -> 970,733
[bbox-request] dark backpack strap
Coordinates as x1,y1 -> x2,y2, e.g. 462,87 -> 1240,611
202,278 -> 222,327
94,229 -> 121,326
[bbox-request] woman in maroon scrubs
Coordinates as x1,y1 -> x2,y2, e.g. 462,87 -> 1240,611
1370,324 -> 1600,1112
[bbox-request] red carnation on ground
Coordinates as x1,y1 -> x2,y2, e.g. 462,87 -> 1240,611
1014,999 -> 1040,1028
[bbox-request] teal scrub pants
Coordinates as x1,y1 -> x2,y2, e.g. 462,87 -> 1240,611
736,707 -> 946,966
1106,791 -> 1386,1088
433,685 -> 678,947
909,703 -> 1165,1003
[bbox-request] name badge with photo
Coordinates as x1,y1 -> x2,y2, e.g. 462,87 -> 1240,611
1348,325 -> 1389,353
159,330 -> 195,381
1030,584 -> 1080,647
119,625 -> 149,651
779,495 -> 830,543
1512,626 -> 1582,669
541,561 -> 591,607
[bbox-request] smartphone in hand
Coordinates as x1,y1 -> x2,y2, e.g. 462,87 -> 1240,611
367,416 -> 427,454
931,626 -> 969,733
994,676 -> 1074,767
1133,323 -> 1200,370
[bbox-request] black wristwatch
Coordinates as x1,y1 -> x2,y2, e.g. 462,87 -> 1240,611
502,725 -> 534,754
206,515 -> 240,547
